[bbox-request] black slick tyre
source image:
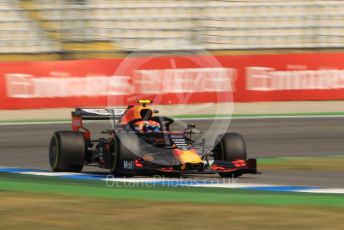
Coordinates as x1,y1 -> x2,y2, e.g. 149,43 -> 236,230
49,131 -> 85,172
213,133 -> 247,178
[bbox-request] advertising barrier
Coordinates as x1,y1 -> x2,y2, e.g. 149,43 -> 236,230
1,53 -> 344,109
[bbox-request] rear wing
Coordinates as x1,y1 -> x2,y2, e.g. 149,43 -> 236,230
72,108 -> 127,139
72,108 -> 127,121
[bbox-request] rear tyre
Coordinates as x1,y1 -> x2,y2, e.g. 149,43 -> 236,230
109,132 -> 140,177
49,131 -> 85,172
213,133 -> 247,178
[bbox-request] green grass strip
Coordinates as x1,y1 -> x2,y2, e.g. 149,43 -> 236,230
2,111 -> 344,125
0,173 -> 343,208
174,111 -> 344,119
259,155 -> 344,164
258,155 -> 344,171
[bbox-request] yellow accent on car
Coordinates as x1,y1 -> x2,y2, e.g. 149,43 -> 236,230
136,99 -> 152,105
178,150 -> 202,164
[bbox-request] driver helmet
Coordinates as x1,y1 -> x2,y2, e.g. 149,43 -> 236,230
136,120 -> 160,132
134,109 -> 160,132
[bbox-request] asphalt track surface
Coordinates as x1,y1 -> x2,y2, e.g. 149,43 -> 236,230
1,117 -> 343,187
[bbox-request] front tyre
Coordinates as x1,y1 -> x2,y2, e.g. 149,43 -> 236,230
49,131 -> 85,172
213,133 -> 247,161
213,133 -> 247,178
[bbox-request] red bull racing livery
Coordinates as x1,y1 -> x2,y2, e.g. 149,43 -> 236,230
49,100 -> 258,177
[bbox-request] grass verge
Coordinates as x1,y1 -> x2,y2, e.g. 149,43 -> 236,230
1,173 -> 343,229
259,155 -> 344,172
2,111 -> 344,125
0,173 -> 343,208
0,191 -> 343,230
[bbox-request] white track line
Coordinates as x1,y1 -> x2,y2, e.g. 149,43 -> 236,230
2,167 -> 344,194
19,172 -> 83,176
0,121 -> 70,126
189,183 -> 275,188
1,114 -> 344,126
178,115 -> 344,121
297,188 -> 344,194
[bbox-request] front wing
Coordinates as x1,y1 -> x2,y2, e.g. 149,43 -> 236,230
124,158 -> 259,176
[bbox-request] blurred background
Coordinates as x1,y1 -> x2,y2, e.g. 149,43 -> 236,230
1,0 -> 344,60
1,2 -> 344,229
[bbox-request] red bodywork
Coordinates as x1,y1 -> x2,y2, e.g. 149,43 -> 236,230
72,115 -> 91,141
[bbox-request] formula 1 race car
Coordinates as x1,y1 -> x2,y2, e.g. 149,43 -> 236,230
49,100 -> 258,177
